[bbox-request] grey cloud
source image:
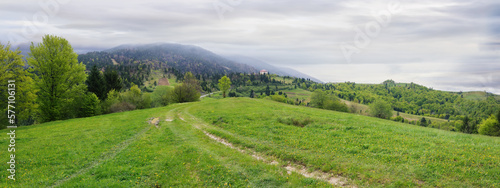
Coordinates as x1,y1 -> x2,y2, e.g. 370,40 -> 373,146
1,0 -> 499,93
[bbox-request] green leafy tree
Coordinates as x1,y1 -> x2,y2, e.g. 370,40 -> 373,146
310,89 -> 327,108
86,65 -> 106,100
0,43 -> 38,127
152,86 -> 173,107
172,72 -> 201,103
458,116 -> 477,134
102,89 -> 120,114
122,84 -> 142,108
478,115 -> 500,136
369,100 -> 393,119
323,96 -> 349,112
76,92 -> 101,117
28,35 -> 87,122
218,76 -> 231,98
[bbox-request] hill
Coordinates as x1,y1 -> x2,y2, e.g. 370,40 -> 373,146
224,55 -> 323,83
78,43 -> 257,75
1,98 -> 499,187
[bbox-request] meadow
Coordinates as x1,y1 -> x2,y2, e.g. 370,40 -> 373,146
1,97 -> 499,187
190,98 -> 500,187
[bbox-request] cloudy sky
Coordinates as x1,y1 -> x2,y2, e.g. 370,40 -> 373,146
2,0 -> 499,93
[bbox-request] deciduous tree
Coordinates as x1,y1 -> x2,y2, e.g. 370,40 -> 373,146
218,76 -> 231,98
0,43 -> 38,127
28,35 -> 87,122
369,100 -> 393,119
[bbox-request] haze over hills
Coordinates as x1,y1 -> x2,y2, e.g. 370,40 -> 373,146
78,43 -> 257,75
224,55 -> 323,83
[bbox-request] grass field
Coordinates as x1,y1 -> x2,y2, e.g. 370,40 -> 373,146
460,91 -> 500,101
144,70 -> 178,89
1,98 -> 499,187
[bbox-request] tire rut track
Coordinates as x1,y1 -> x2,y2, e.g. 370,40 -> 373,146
178,105 -> 356,187
49,112 -> 162,188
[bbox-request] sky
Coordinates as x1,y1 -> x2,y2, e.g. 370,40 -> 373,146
1,0 -> 499,93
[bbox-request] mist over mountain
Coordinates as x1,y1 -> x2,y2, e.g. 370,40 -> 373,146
224,55 -> 323,83
78,43 -> 257,75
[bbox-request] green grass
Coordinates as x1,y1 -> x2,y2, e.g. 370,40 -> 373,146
0,102 -> 330,187
190,98 -> 500,187
2,98 -> 499,187
461,91 -> 500,101
283,88 -> 312,103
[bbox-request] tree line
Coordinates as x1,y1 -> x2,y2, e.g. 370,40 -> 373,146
0,35 -> 202,128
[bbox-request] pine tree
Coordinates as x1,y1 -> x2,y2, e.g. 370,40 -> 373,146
87,66 -> 107,100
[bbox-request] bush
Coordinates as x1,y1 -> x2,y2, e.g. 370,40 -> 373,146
102,89 -> 120,114
151,86 -> 173,107
323,98 -> 348,112
122,84 -> 143,107
478,115 -> 500,136
270,94 -> 287,103
139,93 -> 152,109
109,102 -> 136,113
369,100 -> 393,119
310,89 -> 348,112
76,92 -> 101,117
277,117 -> 313,127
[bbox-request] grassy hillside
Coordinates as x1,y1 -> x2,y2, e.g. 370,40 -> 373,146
460,91 -> 500,101
1,98 -> 499,187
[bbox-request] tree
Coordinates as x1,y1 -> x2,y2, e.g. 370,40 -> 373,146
323,96 -> 349,112
122,84 -> 142,108
265,85 -> 271,96
76,92 -> 101,117
0,43 -> 38,127
104,70 -> 122,93
496,110 -> 500,124
249,89 -> 255,98
369,100 -> 393,119
28,35 -> 87,122
86,65 -> 106,100
458,116 -> 477,134
310,89 -> 327,108
218,76 -> 231,98
420,117 -> 428,127
478,115 -> 500,136
172,72 -> 201,103
152,86 -> 173,107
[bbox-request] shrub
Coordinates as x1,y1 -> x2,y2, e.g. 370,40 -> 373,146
140,93 -> 152,109
109,102 -> 136,113
121,84 -> 143,107
277,117 -> 313,127
369,100 -> 393,119
76,92 -> 101,117
102,89 -> 120,114
151,86 -> 172,107
478,115 -> 500,136
270,94 -> 287,103
323,98 -> 348,112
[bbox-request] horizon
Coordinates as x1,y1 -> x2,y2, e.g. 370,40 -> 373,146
2,0 -> 499,94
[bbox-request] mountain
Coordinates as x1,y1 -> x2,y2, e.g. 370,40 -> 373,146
224,55 -> 323,83
78,43 -> 257,75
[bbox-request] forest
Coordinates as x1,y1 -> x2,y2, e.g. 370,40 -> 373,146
2,35 -> 500,137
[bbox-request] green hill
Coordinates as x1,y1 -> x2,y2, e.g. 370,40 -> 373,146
1,98 -> 499,187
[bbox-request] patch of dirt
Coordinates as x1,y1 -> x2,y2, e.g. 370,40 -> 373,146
203,131 -> 354,187
285,165 -> 350,187
148,117 -> 160,128
158,78 -> 170,86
